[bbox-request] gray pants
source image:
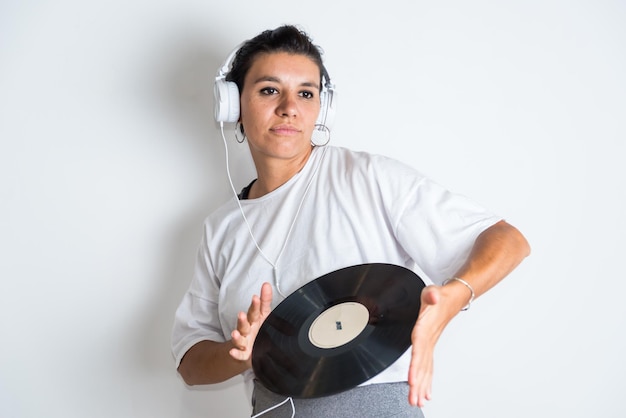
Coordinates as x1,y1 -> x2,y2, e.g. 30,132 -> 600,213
252,380 -> 425,417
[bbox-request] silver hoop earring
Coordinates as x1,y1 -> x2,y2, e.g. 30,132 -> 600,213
235,122 -> 246,144
311,124 -> 331,147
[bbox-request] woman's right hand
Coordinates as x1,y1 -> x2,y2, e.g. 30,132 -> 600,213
229,282 -> 273,366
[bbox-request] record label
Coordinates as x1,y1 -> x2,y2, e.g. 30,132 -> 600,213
252,263 -> 424,398
308,302 -> 369,349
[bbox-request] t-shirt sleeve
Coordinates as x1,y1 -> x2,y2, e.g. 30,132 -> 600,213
376,157 -> 501,284
171,228 -> 226,368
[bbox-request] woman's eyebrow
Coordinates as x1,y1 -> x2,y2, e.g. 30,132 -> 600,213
253,75 -> 320,89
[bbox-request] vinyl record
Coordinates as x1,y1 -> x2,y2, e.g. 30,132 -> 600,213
252,263 -> 425,398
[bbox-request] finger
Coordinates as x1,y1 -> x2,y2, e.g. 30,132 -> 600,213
407,352 -> 433,407
259,282 -> 273,317
229,347 -> 244,361
408,308 -> 436,407
236,310 -> 251,337
230,329 -> 247,351
228,339 -> 250,361
246,294 -> 261,324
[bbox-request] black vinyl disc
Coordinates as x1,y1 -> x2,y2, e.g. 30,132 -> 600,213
252,263 -> 425,398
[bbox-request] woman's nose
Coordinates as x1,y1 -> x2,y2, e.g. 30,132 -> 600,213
276,93 -> 297,117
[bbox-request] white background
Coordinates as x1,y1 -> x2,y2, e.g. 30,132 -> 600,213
1,1 -> 624,417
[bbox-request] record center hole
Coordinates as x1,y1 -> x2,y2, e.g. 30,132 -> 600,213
308,302 -> 369,349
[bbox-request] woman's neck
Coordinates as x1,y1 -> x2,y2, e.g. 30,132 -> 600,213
248,147 -> 314,199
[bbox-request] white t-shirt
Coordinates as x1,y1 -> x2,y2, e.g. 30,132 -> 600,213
172,145 -> 501,391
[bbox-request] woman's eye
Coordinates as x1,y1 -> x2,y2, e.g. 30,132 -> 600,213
260,87 -> 277,95
300,91 -> 314,99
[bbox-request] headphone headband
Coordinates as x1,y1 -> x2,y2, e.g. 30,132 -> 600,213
216,42 -> 245,81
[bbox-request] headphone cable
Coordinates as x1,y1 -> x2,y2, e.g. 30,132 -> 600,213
219,122 -> 327,298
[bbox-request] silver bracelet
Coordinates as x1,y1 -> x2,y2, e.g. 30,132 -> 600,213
442,277 -> 475,311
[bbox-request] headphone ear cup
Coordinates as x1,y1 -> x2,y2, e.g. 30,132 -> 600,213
316,88 -> 336,130
214,79 -> 240,123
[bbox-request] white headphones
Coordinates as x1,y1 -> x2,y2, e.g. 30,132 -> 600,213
214,43 -> 336,129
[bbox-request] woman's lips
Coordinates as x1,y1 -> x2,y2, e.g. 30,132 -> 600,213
270,125 -> 301,135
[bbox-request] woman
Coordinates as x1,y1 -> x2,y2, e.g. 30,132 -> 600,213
172,25 -> 530,417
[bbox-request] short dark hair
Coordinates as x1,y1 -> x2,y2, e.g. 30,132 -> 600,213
225,25 -> 330,94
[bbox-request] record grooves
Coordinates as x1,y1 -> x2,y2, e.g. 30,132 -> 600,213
252,263 -> 424,398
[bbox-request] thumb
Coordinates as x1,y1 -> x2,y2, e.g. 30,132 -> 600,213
419,285 -> 440,314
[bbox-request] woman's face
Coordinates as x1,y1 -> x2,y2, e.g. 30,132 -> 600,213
239,52 -> 321,164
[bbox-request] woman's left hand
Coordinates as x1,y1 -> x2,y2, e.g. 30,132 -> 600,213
407,285 -> 456,407
407,220 -> 530,407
